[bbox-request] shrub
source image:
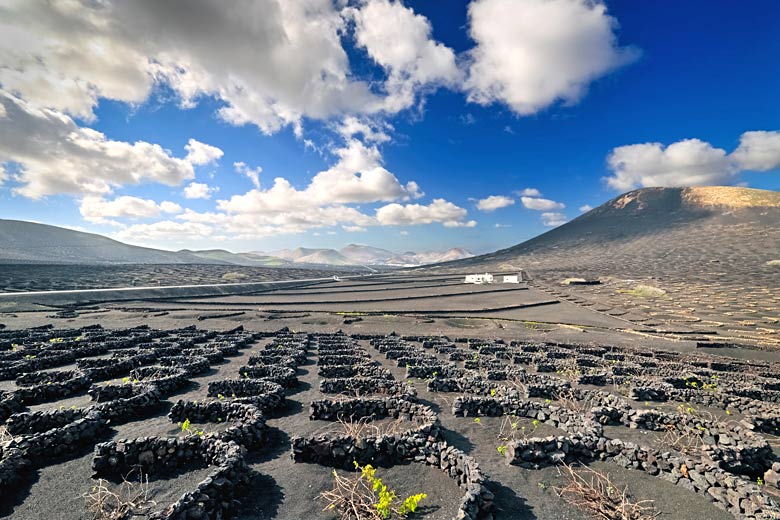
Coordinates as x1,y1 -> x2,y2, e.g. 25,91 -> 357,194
319,462 -> 427,519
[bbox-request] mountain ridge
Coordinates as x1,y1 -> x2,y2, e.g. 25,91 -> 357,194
0,219 -> 473,267
434,186 -> 780,272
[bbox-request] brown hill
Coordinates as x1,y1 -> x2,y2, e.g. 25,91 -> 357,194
445,186 -> 780,344
455,186 -> 780,273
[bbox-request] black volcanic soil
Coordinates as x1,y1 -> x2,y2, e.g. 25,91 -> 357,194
1,263 -> 778,520
0,264 -> 358,293
435,187 -> 780,348
0,308 -> 759,519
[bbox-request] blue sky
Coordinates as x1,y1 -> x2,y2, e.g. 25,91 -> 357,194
1,0 -> 779,254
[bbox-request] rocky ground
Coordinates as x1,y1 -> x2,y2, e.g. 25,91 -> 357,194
2,271 -> 780,519
0,264 -> 358,293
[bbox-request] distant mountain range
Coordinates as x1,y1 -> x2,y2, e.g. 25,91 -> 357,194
0,219 -> 473,267
264,245 -> 473,267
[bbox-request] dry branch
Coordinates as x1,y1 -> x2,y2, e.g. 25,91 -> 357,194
554,463 -> 658,520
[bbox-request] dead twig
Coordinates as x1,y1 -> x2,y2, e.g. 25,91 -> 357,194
84,474 -> 156,520
319,469 -> 384,520
554,463 -> 659,520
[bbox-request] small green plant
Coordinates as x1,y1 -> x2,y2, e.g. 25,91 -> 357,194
758,477 -> 764,487
399,493 -> 426,515
319,463 -> 427,519
180,418 -> 206,437
497,445 -> 507,456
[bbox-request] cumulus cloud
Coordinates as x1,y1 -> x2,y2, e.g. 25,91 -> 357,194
465,0 -> 638,115
79,195 -> 181,224
306,139 -> 422,204
375,199 -> 475,227
343,225 -> 366,232
233,162 -> 263,189
579,204 -> 593,212
113,220 -> 216,244
349,0 -> 461,112
521,196 -> 565,211
731,131 -> 780,171
164,134 -> 450,239
476,195 -> 515,212
0,0 -> 470,136
517,188 -> 542,197
183,182 -> 218,199
541,211 -> 567,227
184,139 -> 223,165
0,0 -> 388,134
0,91 -> 209,198
336,116 -> 392,144
606,139 -> 733,191
603,130 -> 780,191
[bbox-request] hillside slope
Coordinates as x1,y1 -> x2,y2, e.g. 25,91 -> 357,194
454,187 -> 780,275
441,187 -> 780,344
0,219 -> 224,265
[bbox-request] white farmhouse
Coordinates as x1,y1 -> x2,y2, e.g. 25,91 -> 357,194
464,273 -> 494,284
502,275 -> 520,284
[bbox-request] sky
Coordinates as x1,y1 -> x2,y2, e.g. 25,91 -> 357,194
1,0 -> 779,255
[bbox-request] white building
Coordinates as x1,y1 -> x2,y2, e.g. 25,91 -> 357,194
502,275 -> 520,284
464,273 -> 494,284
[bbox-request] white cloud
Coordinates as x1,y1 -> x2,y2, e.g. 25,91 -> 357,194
604,131 -> 780,191
0,91 -> 203,198
731,131 -> 780,171
172,134 -> 443,238
0,0 -> 382,134
234,162 -> 263,189
376,198 -> 475,227
465,0 -> 637,115
518,188 -> 542,197
521,196 -> 565,211
336,116 -> 392,144
0,0 -> 468,136
113,220 -> 216,244
209,176 -> 379,237
306,139 -> 422,204
183,182 -> 218,199
476,195 -> 515,212
184,139 -> 223,165
605,138 -> 734,191
541,212 -> 567,227
343,225 -> 366,232
349,0 -> 461,112
579,204 -> 593,212
79,195 -> 181,224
